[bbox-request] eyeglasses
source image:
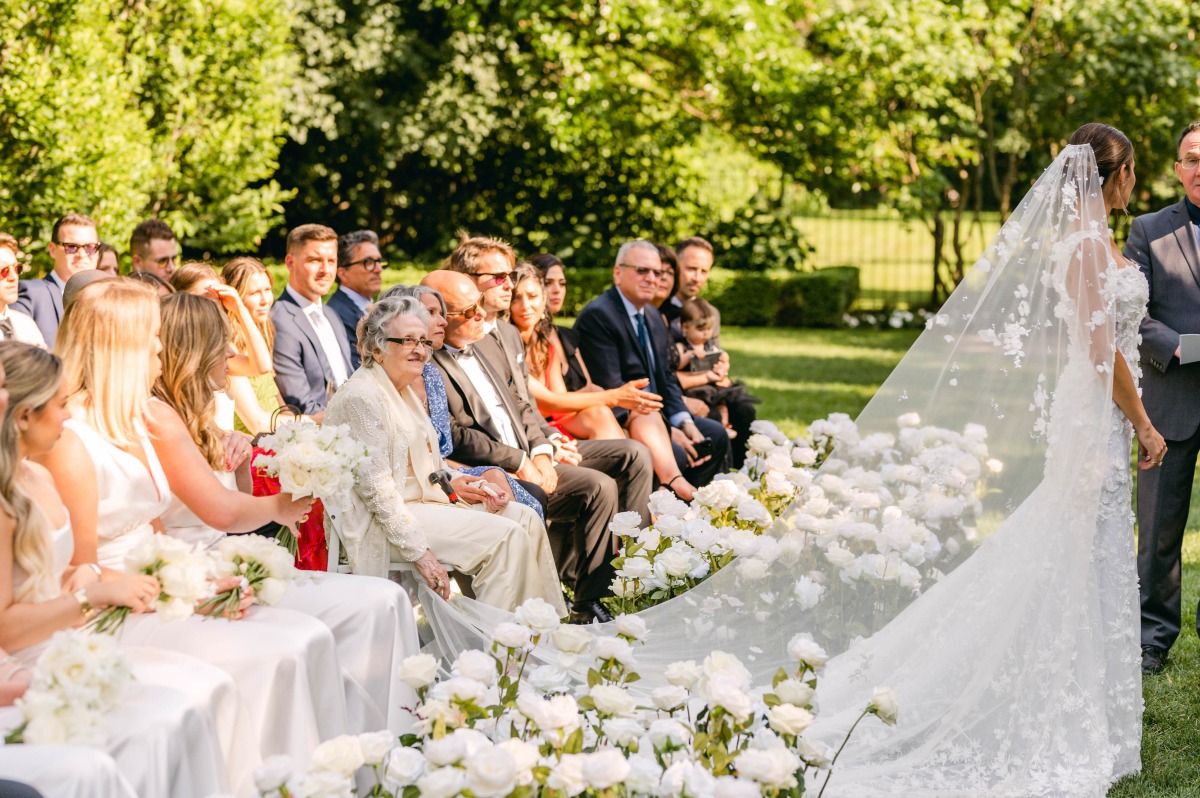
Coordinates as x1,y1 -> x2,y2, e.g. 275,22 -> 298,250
473,271 -> 513,287
618,263 -> 664,278
345,257 -> 387,270
1179,157 -> 1200,171
444,301 -> 481,319
0,263 -> 23,280
386,336 -> 433,351
151,255 -> 178,267
57,242 -> 100,256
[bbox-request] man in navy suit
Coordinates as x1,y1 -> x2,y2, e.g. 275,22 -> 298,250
575,239 -> 730,494
270,224 -> 353,420
13,213 -> 100,347
327,229 -> 384,369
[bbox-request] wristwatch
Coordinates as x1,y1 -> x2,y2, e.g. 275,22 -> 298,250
72,587 -> 97,621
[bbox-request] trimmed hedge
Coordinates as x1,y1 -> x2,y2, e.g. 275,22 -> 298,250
561,265 -> 859,328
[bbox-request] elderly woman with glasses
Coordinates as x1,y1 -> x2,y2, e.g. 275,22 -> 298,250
324,296 -> 566,614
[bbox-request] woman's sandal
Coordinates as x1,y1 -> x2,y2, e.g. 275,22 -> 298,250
664,474 -> 689,498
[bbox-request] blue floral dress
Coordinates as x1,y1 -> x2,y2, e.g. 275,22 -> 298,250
422,361 -> 545,520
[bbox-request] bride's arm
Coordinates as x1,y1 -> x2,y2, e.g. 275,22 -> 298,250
1112,350 -> 1166,469
146,401 -> 309,532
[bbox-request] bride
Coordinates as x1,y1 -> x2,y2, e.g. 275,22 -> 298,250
431,123 -> 1162,796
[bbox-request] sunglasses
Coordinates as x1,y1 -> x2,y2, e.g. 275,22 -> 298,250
472,271 -> 513,287
0,263 -> 22,280
57,242 -> 100,256
444,301 -> 482,319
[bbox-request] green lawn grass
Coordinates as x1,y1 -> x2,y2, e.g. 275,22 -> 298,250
717,325 -> 1200,797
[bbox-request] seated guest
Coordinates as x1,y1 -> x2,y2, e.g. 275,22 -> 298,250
380,283 -> 543,519
510,263 -> 654,441
324,296 -> 565,615
671,297 -> 759,466
153,294 -> 420,733
529,253 -> 587,392
62,270 -> 115,312
574,240 -> 731,494
663,236 -> 721,344
424,269 -> 645,624
652,243 -> 677,325
222,257 -> 289,434
129,218 -> 179,282
127,270 -> 173,297
96,242 -> 120,275
14,213 -> 99,347
328,230 -> 384,369
271,224 -> 353,420
0,235 -> 45,346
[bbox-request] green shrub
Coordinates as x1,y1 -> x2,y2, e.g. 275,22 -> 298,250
703,198 -> 814,272
776,266 -> 861,327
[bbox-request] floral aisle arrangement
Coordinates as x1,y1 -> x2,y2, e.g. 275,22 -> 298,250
608,415 -> 1001,623
4,630 -> 134,744
252,599 -> 897,798
89,533 -> 215,634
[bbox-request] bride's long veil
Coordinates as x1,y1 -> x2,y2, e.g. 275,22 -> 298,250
422,144 -> 1126,793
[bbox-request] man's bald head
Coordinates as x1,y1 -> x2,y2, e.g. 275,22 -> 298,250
422,269 -> 486,348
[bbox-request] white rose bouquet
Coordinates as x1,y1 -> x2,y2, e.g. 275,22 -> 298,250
254,421 -> 369,507
5,630 -> 133,745
90,534 -> 214,634
201,534 -> 299,617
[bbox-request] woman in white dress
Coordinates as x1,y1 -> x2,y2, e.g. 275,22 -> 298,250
0,340 -> 236,798
152,292 -> 420,733
324,296 -> 566,614
37,279 -> 354,771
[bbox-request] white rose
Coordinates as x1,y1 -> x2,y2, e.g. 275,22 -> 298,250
626,753 -> 663,794
614,614 -> 649,640
253,754 -> 295,793
548,753 -> 586,797
551,624 -> 594,654
464,746 -> 517,798
600,717 -> 644,747
416,766 -> 466,798
452,650 -> 498,685
767,703 -> 814,736
823,543 -> 855,569
868,686 -> 900,725
397,653 -> 439,689
659,761 -> 716,798
589,684 -> 636,716
492,622 -> 533,650
527,664 -> 574,694
647,718 -> 691,749
651,684 -> 689,711
581,749 -> 631,790
383,747 -> 425,788
310,734 -> 365,777
256,577 -> 288,605
609,511 -> 644,537
736,558 -> 770,581
796,736 -> 834,768
735,747 -> 800,789
773,678 -> 814,708
494,739 -> 540,784
517,692 -> 580,731
435,676 -> 487,705
702,650 -> 751,686
292,770 -> 354,798
514,598 -> 561,633
746,433 -> 775,456
713,776 -> 762,798
701,671 -> 752,721
356,730 -> 395,766
735,498 -> 772,525
423,733 -> 468,767
615,556 -> 653,580
593,636 -> 637,668
652,515 -> 683,540
648,489 -> 689,518
787,633 -> 829,671
793,576 -> 825,610
664,660 -> 702,690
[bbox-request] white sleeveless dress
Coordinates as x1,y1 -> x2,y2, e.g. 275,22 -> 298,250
161,470 -> 421,733
5,519 -> 235,798
64,418 -> 351,768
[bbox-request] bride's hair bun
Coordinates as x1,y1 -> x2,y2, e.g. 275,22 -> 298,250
1068,123 -> 1133,186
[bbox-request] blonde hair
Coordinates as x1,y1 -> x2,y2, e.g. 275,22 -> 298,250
154,294 -> 231,470
0,342 -> 62,603
56,279 -> 159,448
222,256 -> 276,352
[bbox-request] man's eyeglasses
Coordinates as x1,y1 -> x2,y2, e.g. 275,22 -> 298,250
0,264 -> 24,280
473,271 -> 513,287
618,263 -> 664,278
1179,157 -> 1200,171
386,336 -> 434,352
345,257 -> 387,270
152,255 -> 178,267
444,301 -> 481,319
57,242 -> 100,256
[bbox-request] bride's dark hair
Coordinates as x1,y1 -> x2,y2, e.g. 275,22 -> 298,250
1068,122 -> 1133,185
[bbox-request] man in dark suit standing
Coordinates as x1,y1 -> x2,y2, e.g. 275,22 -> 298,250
424,269 -> 639,624
328,229 -> 384,369
1128,120 -> 1200,675
270,224 -> 353,420
575,239 -> 730,492
14,213 -> 100,347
